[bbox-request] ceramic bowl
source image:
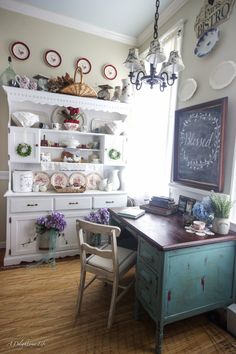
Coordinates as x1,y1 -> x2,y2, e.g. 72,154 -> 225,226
64,122 -> 79,131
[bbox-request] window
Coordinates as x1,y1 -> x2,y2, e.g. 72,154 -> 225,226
125,21 -> 184,205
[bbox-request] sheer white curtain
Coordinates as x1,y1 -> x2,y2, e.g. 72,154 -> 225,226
125,22 -> 184,205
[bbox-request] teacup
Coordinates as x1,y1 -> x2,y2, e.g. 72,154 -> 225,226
193,220 -> 205,231
52,123 -> 62,130
15,75 -> 30,89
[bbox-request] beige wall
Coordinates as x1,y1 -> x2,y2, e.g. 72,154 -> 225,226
142,0 -> 236,195
0,8 -> 130,244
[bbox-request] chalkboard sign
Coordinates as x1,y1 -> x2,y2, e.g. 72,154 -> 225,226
173,97 -> 228,192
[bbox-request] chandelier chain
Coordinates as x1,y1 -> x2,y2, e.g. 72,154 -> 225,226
153,0 -> 160,40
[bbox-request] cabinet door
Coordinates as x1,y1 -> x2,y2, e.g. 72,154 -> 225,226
56,210 -> 88,251
102,135 -> 126,165
11,213 -> 48,255
9,127 -> 40,163
165,243 -> 235,316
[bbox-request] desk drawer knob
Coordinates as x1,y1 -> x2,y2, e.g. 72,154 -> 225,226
105,201 -> 114,204
69,202 -> 79,205
27,203 -> 38,207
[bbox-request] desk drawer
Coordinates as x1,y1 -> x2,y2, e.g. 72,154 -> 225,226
93,195 -> 127,208
10,197 -> 53,213
136,260 -> 158,315
55,196 -> 92,210
139,238 -> 161,272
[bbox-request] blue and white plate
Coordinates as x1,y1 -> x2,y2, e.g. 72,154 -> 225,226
194,28 -> 220,58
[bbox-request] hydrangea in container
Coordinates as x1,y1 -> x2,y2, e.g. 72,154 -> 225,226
84,208 -> 110,246
36,212 -> 67,250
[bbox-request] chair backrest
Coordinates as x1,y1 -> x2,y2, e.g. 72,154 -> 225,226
76,219 -> 121,275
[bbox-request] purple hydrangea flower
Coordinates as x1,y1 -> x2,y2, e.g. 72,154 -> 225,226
84,208 -> 110,225
36,212 -> 66,234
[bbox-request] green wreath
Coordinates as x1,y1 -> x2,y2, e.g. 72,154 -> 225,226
16,143 -> 32,157
109,148 -> 121,160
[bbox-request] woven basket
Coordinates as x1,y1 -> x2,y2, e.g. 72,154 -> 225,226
53,185 -> 86,193
61,67 -> 97,98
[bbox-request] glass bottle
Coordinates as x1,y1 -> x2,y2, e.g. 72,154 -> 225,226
0,56 -> 16,86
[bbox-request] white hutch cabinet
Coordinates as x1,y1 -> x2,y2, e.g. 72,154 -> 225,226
3,86 -> 130,266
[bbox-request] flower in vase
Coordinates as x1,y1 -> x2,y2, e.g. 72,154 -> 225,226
36,212 -> 67,234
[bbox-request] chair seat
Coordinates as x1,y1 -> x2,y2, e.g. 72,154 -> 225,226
87,245 -> 136,273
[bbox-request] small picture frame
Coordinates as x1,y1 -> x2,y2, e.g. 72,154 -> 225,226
178,195 -> 196,215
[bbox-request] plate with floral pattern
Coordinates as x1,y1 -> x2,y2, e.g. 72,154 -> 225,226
50,172 -> 68,188
86,172 -> 102,190
69,172 -> 87,187
33,172 -> 50,187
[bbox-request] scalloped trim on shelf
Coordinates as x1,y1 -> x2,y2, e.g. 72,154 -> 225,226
3,86 -> 130,115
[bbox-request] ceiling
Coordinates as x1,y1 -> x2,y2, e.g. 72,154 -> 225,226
0,0 -> 187,45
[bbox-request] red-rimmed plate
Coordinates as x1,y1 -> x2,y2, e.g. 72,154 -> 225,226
10,41 -> 30,60
75,57 -> 92,74
103,64 -> 117,80
33,172 -> 50,187
69,172 -> 87,187
86,172 -> 102,190
50,172 -> 68,188
44,50 -> 62,68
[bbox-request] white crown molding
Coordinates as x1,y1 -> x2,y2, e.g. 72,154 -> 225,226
138,0 -> 190,46
0,0 -> 137,46
0,171 -> 8,180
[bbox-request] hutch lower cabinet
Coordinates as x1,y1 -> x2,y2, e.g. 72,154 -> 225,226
5,193 -> 127,266
110,209 -> 236,354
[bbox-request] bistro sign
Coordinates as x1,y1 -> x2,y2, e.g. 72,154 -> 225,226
194,0 -> 235,38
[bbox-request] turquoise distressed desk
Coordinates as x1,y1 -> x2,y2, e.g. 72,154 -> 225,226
110,209 -> 236,354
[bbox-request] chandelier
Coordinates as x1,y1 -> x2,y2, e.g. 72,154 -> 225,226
123,0 -> 184,91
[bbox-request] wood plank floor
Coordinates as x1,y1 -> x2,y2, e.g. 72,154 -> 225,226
0,258 -> 236,354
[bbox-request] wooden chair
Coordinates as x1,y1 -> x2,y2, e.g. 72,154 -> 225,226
76,219 -> 137,328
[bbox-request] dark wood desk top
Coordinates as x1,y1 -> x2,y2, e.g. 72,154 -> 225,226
110,208 -> 236,251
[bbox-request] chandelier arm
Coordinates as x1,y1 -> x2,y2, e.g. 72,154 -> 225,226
160,71 -> 178,86
128,72 -> 137,85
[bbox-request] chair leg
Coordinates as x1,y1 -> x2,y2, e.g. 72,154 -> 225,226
107,276 -> 119,329
76,268 -> 86,315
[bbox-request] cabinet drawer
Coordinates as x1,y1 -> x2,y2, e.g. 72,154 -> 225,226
55,196 -> 92,210
10,198 -> 53,213
139,238 -> 161,272
93,195 -> 127,208
136,260 -> 158,315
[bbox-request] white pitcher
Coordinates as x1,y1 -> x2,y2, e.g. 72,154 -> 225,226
108,169 -> 120,191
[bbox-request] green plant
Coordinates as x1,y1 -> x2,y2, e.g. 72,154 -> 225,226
210,192 -> 234,218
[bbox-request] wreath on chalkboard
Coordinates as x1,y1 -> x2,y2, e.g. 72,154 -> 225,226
16,143 -> 32,157
109,148 -> 121,160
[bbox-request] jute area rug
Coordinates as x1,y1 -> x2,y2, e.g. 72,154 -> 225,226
0,259 -> 235,354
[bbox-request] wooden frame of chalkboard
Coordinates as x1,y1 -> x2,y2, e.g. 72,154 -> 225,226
173,97 -> 228,192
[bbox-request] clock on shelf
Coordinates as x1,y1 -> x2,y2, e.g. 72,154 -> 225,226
103,64 -> 117,80
44,50 -> 62,68
10,41 -> 30,61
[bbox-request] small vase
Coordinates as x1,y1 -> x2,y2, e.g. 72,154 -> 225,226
108,169 -> 120,191
120,79 -> 133,103
38,229 -> 57,250
212,218 -> 230,235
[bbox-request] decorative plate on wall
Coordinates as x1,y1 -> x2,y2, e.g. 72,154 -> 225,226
209,60 -> 236,89
178,78 -> 198,101
44,50 -> 62,67
75,57 -> 91,74
103,64 -> 117,80
10,41 -> 30,60
194,28 -> 220,57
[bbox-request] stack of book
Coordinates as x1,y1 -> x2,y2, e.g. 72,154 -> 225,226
140,196 -> 178,216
